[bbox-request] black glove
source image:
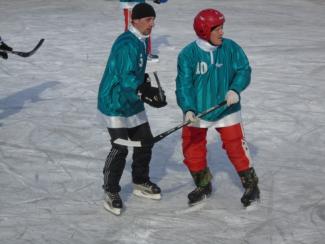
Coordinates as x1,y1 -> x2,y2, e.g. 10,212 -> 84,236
138,73 -> 167,108
141,73 -> 152,90
0,51 -> 8,59
0,41 -> 13,52
139,86 -> 167,108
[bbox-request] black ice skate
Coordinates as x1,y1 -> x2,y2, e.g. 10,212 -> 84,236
133,181 -> 161,200
147,53 -> 159,63
188,182 -> 212,206
103,192 -> 123,216
239,168 -> 260,207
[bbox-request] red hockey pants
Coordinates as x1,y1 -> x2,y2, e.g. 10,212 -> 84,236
182,123 -> 252,173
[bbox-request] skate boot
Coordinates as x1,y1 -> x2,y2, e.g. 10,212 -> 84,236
188,167 -> 213,206
147,53 -> 159,63
103,192 -> 123,216
239,167 -> 260,207
188,182 -> 212,206
133,180 -> 161,200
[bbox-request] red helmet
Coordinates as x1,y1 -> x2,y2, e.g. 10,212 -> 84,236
193,9 -> 225,41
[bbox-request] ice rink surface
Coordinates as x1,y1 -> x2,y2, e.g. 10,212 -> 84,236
1,0 -> 325,243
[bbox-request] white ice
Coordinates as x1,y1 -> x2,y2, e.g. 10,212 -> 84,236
1,0 -> 325,243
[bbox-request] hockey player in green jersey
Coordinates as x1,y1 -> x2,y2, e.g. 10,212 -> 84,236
119,0 -> 167,62
176,8 -> 260,207
98,2 -> 167,215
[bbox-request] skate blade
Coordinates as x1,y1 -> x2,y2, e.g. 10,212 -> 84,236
188,195 -> 208,207
133,189 -> 161,200
175,201 -> 206,215
243,198 -> 261,210
103,202 -> 122,216
147,58 -> 159,63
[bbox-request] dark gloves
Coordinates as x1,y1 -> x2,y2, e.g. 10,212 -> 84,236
0,51 -> 8,59
139,86 -> 167,108
0,41 -> 13,52
0,39 -> 12,59
138,73 -> 167,108
139,73 -> 152,93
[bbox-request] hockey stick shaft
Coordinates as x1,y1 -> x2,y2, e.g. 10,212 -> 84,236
113,100 -> 227,147
152,100 -> 227,143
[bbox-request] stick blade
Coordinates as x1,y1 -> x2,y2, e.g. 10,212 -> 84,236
12,38 -> 45,57
113,138 -> 143,147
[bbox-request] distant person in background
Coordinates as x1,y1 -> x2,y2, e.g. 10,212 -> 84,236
175,8 -> 260,207
119,0 -> 168,62
98,2 -> 167,216
0,36 -> 13,60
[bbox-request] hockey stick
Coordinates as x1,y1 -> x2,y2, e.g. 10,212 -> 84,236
8,39 -> 45,57
114,100 -> 227,147
153,71 -> 165,102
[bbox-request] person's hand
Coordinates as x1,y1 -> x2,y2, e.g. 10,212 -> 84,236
139,87 -> 167,108
0,41 -> 13,52
185,111 -> 197,123
226,90 -> 239,106
0,51 -> 8,59
138,73 -> 167,108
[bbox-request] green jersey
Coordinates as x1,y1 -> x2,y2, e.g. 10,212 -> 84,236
97,27 -> 148,128
176,38 -> 251,122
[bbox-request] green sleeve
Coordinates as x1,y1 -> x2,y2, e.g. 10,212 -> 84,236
175,50 -> 197,114
114,44 -> 142,104
229,44 -> 251,94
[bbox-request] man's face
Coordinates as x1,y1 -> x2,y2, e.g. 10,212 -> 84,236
210,25 -> 224,46
132,17 -> 155,36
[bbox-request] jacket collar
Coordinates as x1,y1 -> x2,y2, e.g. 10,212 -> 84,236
196,38 -> 218,52
129,25 -> 148,42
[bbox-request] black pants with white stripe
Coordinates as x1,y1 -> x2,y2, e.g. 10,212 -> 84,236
103,122 -> 154,193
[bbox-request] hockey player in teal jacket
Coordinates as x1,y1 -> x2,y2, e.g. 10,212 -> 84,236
97,28 -> 147,119
98,3 -> 166,216
176,38 -> 251,122
119,0 -> 167,62
176,8 -> 260,207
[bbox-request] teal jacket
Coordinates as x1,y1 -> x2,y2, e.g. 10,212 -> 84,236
176,38 -> 251,121
97,30 -> 147,117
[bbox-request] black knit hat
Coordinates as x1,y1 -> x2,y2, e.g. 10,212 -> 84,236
131,3 -> 156,20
